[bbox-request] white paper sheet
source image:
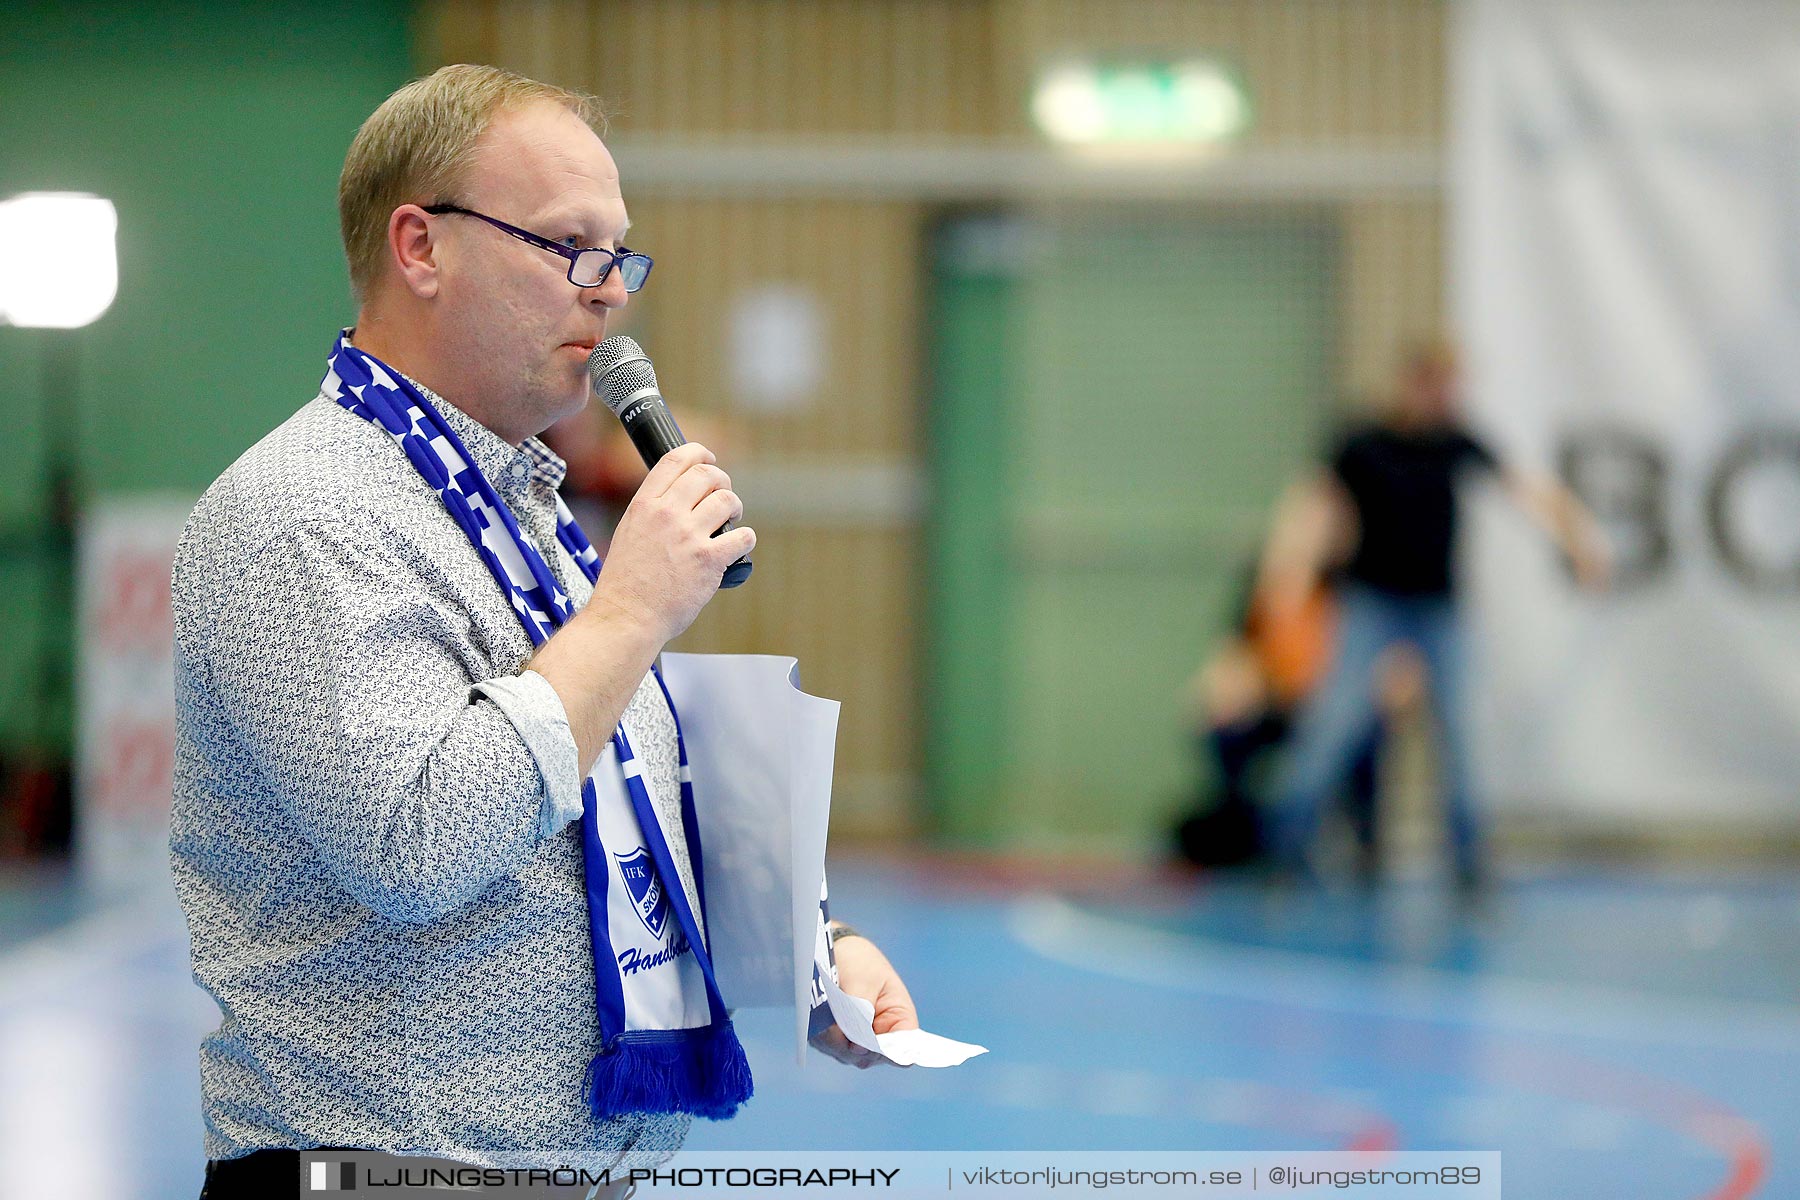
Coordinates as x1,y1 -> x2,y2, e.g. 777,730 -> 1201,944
660,653 -> 987,1069
659,653 -> 831,1048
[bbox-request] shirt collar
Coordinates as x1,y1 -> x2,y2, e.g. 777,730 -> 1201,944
344,334 -> 568,498
405,373 -> 569,499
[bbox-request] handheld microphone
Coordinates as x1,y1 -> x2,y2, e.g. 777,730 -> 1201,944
587,336 -> 753,589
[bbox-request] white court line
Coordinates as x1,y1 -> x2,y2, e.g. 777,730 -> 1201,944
1006,894 -> 1800,1055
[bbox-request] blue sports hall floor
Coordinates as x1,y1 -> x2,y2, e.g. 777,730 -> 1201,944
1,854 -> 1794,1199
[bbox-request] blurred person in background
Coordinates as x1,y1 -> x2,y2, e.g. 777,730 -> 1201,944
1263,340 -> 1610,895
170,64 -> 913,1200
1172,502 -> 1426,878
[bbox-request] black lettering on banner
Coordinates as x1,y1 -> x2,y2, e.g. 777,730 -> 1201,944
1705,430 -> 1800,591
1559,426 -> 1670,587
1562,424 -> 1800,592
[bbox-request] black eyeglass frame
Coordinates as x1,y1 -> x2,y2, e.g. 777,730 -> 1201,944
422,203 -> 653,292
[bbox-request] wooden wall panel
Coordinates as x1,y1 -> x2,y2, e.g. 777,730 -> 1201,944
609,195 -> 920,461
1342,199 -> 1445,403
422,0 -> 1004,138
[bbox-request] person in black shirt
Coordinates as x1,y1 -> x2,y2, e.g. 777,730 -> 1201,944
1262,341 -> 1609,893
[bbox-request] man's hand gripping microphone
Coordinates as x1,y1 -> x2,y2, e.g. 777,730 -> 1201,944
588,337 -> 753,589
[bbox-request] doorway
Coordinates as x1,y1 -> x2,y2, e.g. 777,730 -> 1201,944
925,208 -> 1339,851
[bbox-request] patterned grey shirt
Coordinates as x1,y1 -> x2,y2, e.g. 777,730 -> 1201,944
169,366 -> 696,1167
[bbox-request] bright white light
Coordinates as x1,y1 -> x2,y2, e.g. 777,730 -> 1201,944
1032,64 -> 1108,144
0,192 -> 119,329
1173,62 -> 1250,142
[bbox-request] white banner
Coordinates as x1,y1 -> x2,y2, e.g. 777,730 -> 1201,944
76,495 -> 191,892
1454,0 -> 1800,819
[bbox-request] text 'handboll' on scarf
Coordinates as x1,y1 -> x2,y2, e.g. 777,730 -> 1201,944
322,330 -> 752,1122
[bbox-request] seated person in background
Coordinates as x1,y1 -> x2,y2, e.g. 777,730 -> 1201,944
1173,486 -> 1426,876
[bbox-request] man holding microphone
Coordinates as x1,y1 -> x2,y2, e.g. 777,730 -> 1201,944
171,64 -> 914,1198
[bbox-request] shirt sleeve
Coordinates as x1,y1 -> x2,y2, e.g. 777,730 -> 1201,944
187,479 -> 571,925
471,670 -> 586,835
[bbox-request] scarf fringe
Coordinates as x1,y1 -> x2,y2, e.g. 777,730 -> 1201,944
584,1020 -> 754,1122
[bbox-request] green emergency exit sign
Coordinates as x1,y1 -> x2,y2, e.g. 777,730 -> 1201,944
1032,59 -> 1251,147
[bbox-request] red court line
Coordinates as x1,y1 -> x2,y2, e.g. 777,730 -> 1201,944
1289,987 -> 1772,1198
1485,1049 -> 1768,1200
1253,1081 -> 1399,1153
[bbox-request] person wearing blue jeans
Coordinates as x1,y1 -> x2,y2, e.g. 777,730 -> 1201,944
1274,584 -> 1477,880
1263,342 -> 1609,890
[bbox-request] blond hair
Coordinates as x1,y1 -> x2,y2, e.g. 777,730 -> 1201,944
338,64 -> 605,303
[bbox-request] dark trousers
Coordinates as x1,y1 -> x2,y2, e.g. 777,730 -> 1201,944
1273,584 -> 1479,878
1175,711 -> 1381,868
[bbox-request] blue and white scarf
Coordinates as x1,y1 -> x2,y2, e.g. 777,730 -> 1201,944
323,330 -> 752,1121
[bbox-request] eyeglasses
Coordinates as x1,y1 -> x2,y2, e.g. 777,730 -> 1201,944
423,203 -> 653,292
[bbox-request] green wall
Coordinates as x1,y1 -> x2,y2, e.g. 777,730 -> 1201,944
927,212 -> 1338,853
0,0 -> 414,755
924,216 -> 1021,843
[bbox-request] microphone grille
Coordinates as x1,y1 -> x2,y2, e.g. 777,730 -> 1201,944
588,336 -> 659,416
